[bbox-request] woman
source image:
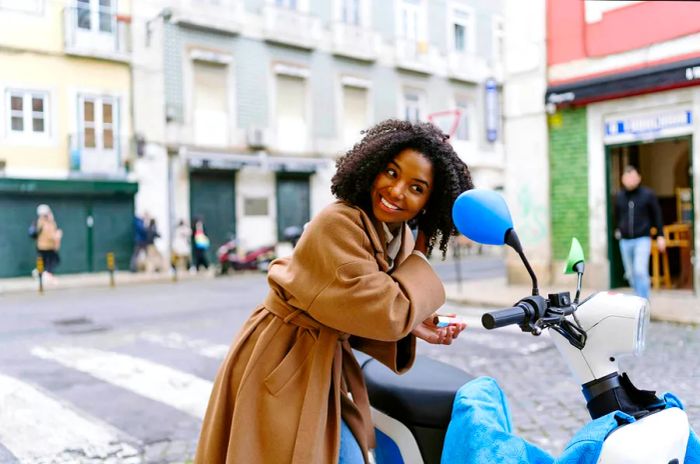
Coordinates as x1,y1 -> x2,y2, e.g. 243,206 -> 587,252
195,120 -> 473,464
35,204 -> 62,280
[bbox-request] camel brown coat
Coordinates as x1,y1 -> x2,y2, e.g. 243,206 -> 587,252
194,201 -> 445,464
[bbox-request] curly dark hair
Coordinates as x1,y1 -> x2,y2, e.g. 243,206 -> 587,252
331,119 -> 473,258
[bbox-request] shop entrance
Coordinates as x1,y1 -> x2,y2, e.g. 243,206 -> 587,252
606,136 -> 694,291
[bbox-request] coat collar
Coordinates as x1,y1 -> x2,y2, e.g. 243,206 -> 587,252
348,202 -> 412,272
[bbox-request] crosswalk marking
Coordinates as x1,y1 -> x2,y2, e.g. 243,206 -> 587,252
139,330 -> 230,359
0,373 -> 140,463
31,345 -> 214,419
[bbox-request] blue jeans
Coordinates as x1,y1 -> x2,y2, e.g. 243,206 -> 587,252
339,419 -> 364,463
619,237 -> 652,299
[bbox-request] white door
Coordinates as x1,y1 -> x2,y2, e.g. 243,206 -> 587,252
399,0 -> 422,59
79,95 -> 119,174
75,0 -> 116,50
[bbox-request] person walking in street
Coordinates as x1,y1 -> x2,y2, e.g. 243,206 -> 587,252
614,165 -> 666,299
31,204 -> 62,282
192,217 -> 210,272
195,120 -> 472,464
129,214 -> 149,272
172,219 -> 192,271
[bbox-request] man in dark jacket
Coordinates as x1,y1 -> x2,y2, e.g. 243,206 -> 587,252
614,165 -> 666,299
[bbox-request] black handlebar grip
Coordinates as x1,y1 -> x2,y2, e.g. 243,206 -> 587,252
482,306 -> 526,329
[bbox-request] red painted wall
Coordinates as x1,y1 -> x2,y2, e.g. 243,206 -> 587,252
548,0 -> 700,66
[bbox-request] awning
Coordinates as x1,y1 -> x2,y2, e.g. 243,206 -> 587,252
546,56 -> 700,107
184,148 -> 332,173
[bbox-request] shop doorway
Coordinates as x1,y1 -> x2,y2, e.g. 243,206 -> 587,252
606,136 -> 694,291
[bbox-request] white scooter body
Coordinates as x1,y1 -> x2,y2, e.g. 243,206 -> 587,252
549,291 -> 690,464
597,407 -> 689,464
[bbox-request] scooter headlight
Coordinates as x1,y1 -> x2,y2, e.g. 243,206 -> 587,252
634,300 -> 651,355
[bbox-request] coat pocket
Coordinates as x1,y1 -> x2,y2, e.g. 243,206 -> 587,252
264,331 -> 315,396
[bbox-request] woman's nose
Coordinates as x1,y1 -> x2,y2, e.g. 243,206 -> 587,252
388,184 -> 405,199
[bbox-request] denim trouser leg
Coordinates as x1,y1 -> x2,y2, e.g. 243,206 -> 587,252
619,237 -> 652,299
338,419 -> 364,464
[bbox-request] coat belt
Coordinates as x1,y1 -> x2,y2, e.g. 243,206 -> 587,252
263,291 -> 376,462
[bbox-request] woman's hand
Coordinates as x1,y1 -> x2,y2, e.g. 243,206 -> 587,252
414,229 -> 428,254
411,315 -> 466,345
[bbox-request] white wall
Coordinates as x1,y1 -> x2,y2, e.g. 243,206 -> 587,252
503,0 -> 551,283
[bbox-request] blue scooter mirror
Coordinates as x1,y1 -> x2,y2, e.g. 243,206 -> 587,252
452,189 -> 514,245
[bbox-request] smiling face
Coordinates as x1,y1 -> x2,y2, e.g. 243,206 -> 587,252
370,148 -> 434,227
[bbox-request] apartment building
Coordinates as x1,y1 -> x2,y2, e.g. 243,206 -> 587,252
0,0 -> 136,277
133,0 -> 505,262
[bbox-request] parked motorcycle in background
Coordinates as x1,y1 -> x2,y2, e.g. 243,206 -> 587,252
216,235 -> 275,274
362,189 -> 697,464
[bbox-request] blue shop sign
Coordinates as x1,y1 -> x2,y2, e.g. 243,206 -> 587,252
605,110 -> 692,141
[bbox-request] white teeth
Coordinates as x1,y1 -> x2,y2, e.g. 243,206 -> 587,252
380,197 -> 399,210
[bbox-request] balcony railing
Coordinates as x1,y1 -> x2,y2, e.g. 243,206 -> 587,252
68,134 -> 128,177
394,38 -> 433,74
63,7 -> 130,61
170,0 -> 243,35
447,51 -> 488,83
331,22 -> 376,61
263,5 -> 320,50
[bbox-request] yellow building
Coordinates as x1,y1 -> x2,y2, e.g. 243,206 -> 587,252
0,0 -> 137,277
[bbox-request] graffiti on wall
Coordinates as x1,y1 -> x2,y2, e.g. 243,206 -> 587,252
515,185 -> 548,246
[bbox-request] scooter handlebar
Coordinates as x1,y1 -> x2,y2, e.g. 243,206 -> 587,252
482,306 -> 526,330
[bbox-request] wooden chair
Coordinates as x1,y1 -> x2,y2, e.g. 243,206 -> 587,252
650,224 -> 692,289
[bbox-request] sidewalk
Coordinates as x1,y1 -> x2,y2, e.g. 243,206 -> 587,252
445,277 -> 700,325
0,269 -> 218,295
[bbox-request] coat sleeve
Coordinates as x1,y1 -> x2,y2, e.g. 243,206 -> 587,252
302,206 -> 445,342
350,334 -> 415,373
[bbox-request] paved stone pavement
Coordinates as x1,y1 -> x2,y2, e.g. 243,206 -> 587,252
421,304 -> 700,454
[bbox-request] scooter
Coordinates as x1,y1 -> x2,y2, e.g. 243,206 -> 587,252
216,237 -> 275,274
362,189 -> 695,464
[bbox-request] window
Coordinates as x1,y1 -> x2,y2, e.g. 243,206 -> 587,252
451,7 -> 474,53
76,0 -> 115,34
403,89 -> 423,123
399,0 -> 421,41
0,0 -> 43,14
193,60 -> 229,146
342,84 -> 368,146
7,90 -> 48,136
276,73 -> 307,151
79,95 -> 117,151
454,97 -> 471,141
341,0 -> 360,26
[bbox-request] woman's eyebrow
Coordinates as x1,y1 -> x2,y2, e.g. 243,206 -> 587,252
392,160 -> 430,187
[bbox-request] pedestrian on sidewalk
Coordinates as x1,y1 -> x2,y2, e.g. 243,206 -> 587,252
172,219 -> 192,271
614,165 -> 666,299
192,217 -> 210,272
129,213 -> 149,272
195,119 -> 472,464
145,217 -> 163,273
30,204 -> 62,282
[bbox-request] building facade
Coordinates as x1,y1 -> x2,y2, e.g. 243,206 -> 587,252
132,0 -> 506,263
545,0 -> 700,293
0,0 -> 137,277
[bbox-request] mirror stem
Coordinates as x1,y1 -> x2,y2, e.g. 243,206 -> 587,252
505,229 -> 539,296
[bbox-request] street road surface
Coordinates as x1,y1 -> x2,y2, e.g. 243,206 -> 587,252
0,270 -> 697,463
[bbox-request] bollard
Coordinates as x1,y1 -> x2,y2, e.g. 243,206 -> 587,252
106,252 -> 115,287
36,255 -> 44,294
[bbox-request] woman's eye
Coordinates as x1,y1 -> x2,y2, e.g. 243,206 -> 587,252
411,185 -> 424,194
386,168 -> 397,177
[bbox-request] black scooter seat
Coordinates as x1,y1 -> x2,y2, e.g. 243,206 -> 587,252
362,354 -> 473,429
